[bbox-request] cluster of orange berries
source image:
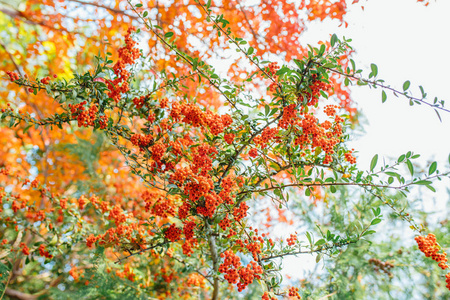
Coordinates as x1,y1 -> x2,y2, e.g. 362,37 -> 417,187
6,71 -> 20,81
107,26 -> 140,103
151,143 -> 166,162
415,233 -> 450,291
171,102 -> 233,136
262,292 -> 277,300
266,62 -> 280,77
305,74 -> 332,106
224,133 -> 235,144
219,249 -> 263,292
165,224 -> 182,242
344,149 -> 356,164
130,133 -> 153,150
68,101 -> 106,128
415,233 -> 448,270
219,215 -> 232,230
288,286 -> 302,299
20,242 -> 30,255
278,104 -> 297,129
40,75 -> 53,85
147,197 -> 176,218
233,202 -> 249,222
287,233 -> 298,246
186,273 -> 205,288
254,127 -> 279,149
38,244 -> 53,259
249,148 -> 258,158
116,264 -> 136,282
132,95 -> 146,109
324,104 -> 339,117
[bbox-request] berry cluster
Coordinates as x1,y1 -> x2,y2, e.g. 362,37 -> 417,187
287,233 -> 297,246
165,224 -> 182,242
19,242 -> 30,255
262,292 -> 277,300
219,249 -> 263,292
224,133 -> 235,144
107,26 -> 140,103
68,101 -> 106,128
249,148 -> 258,158
415,233 -> 448,270
368,258 -> 394,278
130,134 -> 153,150
305,74 -> 332,106
38,244 -> 53,259
40,76 -> 51,85
186,273 -> 205,288
254,127 -> 279,149
288,286 -> 301,299
6,71 -> 20,82
132,95 -> 146,109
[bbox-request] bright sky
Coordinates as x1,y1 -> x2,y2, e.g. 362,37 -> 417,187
281,0 -> 450,282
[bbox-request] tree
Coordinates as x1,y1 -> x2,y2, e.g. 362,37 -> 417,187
0,0 -> 449,299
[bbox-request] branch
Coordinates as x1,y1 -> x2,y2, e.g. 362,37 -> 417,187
260,240 -> 356,261
114,241 -> 168,264
317,63 -> 450,114
207,224 -> 219,300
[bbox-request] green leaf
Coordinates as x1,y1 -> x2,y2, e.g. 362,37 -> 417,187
362,230 -> 376,236
371,218 -> 382,225
316,253 -> 322,263
382,90 -> 387,103
425,184 -> 436,192
318,44 -> 326,56
143,11 -> 148,17
406,160 -> 414,176
247,47 -> 254,55
428,161 -> 437,175
370,154 -> 378,172
315,239 -> 326,246
370,63 -> 378,77
403,80 -> 410,91
135,3 -> 143,7
330,34 -> 338,47
164,32 -> 174,38
414,180 -> 432,185
206,0 -> 212,9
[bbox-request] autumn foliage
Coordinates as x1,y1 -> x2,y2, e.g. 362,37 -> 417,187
0,0 -> 449,299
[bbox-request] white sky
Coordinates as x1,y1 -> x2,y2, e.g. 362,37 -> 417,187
281,0 -> 450,283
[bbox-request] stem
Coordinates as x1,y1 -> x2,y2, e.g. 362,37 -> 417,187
207,224 -> 219,300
